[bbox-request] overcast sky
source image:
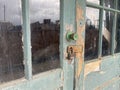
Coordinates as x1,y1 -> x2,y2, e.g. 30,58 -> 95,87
0,0 -> 60,25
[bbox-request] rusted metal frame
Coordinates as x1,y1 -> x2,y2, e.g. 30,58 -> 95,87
21,0 -> 32,80
86,2 -> 120,13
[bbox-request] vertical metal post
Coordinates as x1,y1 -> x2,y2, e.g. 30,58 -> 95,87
61,0 -> 76,90
111,0 -> 118,54
4,5 -> 6,21
111,13 -> 117,55
21,0 -> 32,80
98,0 -> 104,57
60,0 -> 63,68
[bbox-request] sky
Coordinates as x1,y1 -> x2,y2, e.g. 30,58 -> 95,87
0,0 -> 60,25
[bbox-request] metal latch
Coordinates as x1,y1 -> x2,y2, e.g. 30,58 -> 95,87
67,45 -> 83,60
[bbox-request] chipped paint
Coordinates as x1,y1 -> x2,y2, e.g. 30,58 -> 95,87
95,77 -> 120,90
65,24 -> 73,31
84,60 -> 101,77
76,4 -> 85,78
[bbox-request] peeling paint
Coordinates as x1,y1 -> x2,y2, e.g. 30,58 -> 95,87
76,5 -> 85,78
84,60 -> 101,77
65,24 -> 73,31
95,77 -> 120,90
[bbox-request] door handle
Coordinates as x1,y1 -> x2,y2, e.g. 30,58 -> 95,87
66,31 -> 78,41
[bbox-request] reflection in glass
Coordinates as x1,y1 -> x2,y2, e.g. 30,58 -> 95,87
102,11 -> 114,56
104,0 -> 115,8
85,7 -> 99,60
30,0 -> 60,74
87,0 -> 100,5
115,14 -> 120,53
118,0 -> 120,10
0,0 -> 24,83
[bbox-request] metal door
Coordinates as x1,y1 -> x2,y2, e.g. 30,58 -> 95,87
0,0 -> 120,90
84,0 -> 120,90
0,0 -> 82,90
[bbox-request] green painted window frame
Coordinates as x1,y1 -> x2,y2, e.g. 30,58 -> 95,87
86,0 -> 119,59
21,0 -> 32,80
21,0 -> 75,84
21,0 -> 63,80
0,0 -> 85,89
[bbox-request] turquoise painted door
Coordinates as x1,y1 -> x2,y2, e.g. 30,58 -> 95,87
0,0 -> 120,90
84,0 -> 120,90
0,0 -> 84,90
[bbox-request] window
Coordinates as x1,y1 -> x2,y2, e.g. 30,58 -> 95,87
30,0 -> 60,75
0,0 -> 61,83
85,0 -> 120,61
85,7 -> 99,60
0,0 -> 24,83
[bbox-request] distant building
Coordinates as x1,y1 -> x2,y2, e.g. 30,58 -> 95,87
31,21 -> 41,31
31,19 -> 60,31
0,22 -> 14,31
56,20 -> 60,25
43,19 -> 51,24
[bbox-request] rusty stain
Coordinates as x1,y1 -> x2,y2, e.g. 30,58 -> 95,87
66,45 -> 83,64
95,77 -> 120,90
67,45 -> 83,53
76,4 -> 85,78
84,60 -> 101,77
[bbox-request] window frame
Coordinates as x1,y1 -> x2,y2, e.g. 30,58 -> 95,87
22,0 -> 62,80
86,0 -> 119,61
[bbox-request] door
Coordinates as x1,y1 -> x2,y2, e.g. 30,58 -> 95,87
0,0 -> 119,90
84,0 -> 120,90
0,0 -> 83,90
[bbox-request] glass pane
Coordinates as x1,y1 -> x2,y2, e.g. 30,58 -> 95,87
102,11 -> 114,56
118,0 -> 120,10
30,0 -> 60,74
104,0 -> 115,9
85,7 -> 99,60
0,0 -> 24,83
115,14 -> 120,53
87,0 -> 100,4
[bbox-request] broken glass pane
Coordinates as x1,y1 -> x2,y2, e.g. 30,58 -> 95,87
0,0 -> 24,84
30,0 -> 60,74
85,7 -> 99,60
